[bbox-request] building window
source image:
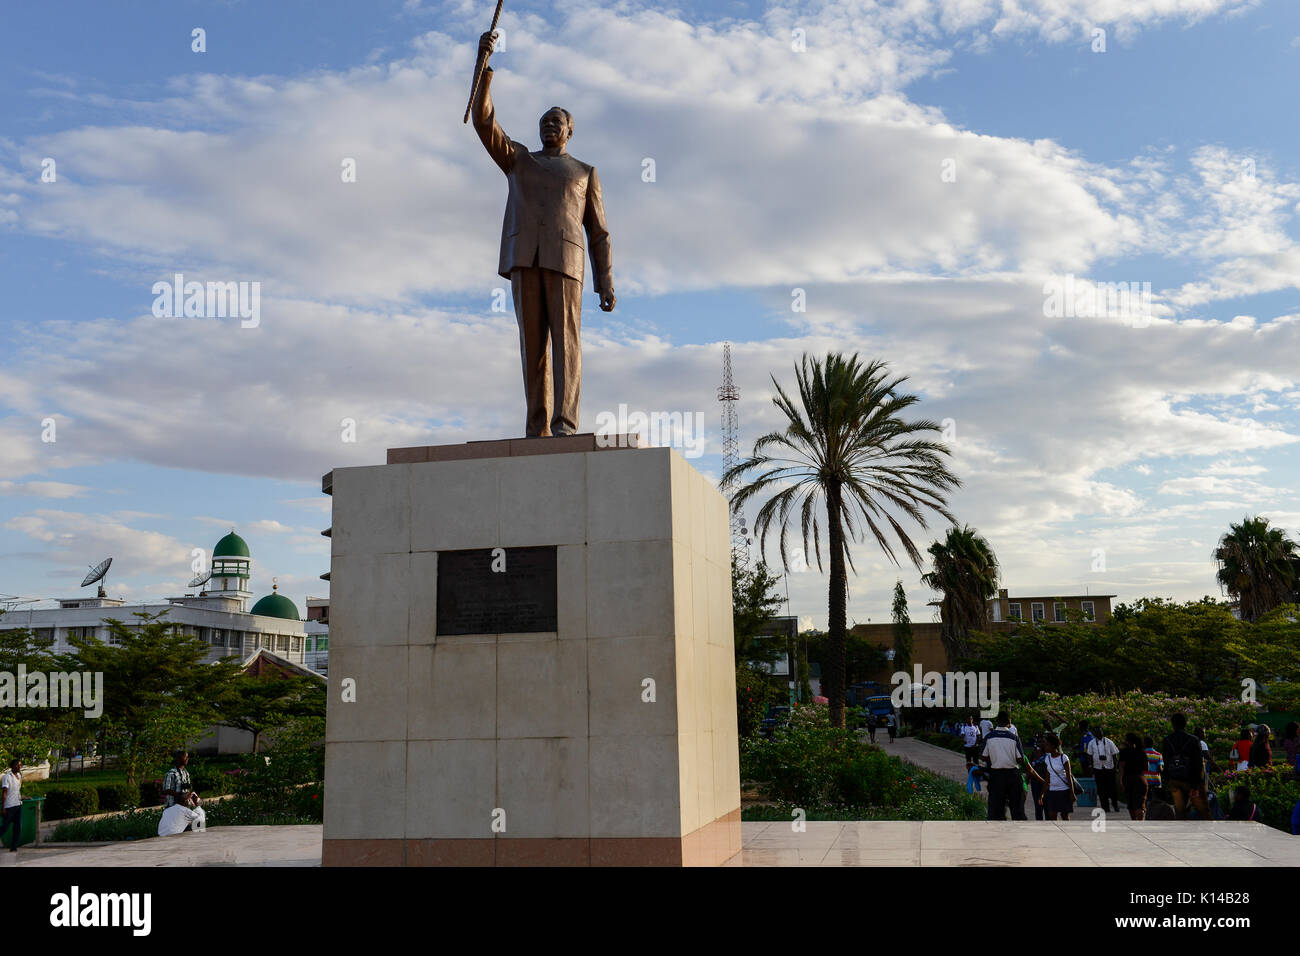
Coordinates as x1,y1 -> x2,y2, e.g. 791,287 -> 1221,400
1053,602 -> 1066,623
1031,602 -> 1045,622
291,637 -> 301,653
1008,603 -> 1021,620
1081,600 -> 1095,621
317,637 -> 328,651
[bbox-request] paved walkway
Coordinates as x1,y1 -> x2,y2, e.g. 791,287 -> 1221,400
881,735 -> 974,788
4,825 -> 321,867
8,819 -> 1296,867
733,819 -> 1300,866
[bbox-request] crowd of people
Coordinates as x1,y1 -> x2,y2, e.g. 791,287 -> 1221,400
939,713 -> 1300,829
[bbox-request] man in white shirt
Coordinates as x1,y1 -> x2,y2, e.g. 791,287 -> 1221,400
158,792 -> 205,836
1,759 -> 22,852
979,716 -> 994,739
960,717 -> 981,767
1087,727 -> 1121,812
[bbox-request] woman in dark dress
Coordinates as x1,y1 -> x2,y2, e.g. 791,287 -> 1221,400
1117,733 -> 1148,821
1248,726 -> 1273,769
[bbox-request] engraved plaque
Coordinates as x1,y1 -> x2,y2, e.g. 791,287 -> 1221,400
436,546 -> 558,635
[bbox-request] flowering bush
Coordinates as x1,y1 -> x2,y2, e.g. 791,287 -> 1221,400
1209,764 -> 1299,832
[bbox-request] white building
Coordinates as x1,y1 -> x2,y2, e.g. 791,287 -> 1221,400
4,530 -> 319,670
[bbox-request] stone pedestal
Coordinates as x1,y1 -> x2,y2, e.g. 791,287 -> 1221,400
321,435 -> 741,866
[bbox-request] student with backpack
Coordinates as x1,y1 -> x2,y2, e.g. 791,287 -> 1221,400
1160,712 -> 1210,820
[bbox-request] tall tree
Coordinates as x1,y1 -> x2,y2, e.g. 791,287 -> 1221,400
891,580 -> 913,675
731,556 -> 788,666
0,615 -> 62,766
921,524 -> 1000,662
724,353 -> 960,727
1213,516 -> 1299,622
60,612 -> 243,786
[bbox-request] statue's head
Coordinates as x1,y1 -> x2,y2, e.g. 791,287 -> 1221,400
539,106 -> 573,149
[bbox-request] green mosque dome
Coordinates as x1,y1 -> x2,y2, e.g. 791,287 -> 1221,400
213,531 -> 251,558
251,583 -> 299,621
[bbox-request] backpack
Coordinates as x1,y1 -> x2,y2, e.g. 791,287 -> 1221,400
1166,734 -> 1197,780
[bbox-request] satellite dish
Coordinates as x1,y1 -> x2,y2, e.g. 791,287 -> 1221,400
81,557 -> 113,598
81,557 -> 112,588
188,570 -> 212,589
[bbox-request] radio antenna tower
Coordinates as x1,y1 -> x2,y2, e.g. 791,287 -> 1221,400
718,342 -> 749,566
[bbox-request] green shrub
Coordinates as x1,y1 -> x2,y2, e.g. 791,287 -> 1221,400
1211,765 -> 1300,832
50,809 -> 162,842
95,783 -> 140,812
736,662 -> 785,739
139,779 -> 164,806
837,747 -> 910,806
42,786 -> 99,820
188,766 -> 243,797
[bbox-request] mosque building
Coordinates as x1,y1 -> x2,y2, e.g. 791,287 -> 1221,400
4,530 -> 326,672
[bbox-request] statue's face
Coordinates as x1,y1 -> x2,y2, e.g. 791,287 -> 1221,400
539,109 -> 570,149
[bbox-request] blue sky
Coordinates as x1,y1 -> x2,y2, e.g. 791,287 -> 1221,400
2,0 -> 1299,627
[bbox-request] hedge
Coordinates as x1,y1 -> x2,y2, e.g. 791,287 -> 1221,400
42,786 -> 99,820
95,783 -> 141,812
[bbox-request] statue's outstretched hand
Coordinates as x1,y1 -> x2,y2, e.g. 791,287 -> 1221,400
478,31 -> 497,63
600,289 -> 617,312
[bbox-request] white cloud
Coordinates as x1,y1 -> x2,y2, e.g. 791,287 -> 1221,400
0,480 -> 90,498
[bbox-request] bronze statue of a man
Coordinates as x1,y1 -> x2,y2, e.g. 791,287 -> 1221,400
472,31 -> 616,438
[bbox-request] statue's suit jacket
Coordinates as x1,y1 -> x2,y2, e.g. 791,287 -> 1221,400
473,68 -> 614,294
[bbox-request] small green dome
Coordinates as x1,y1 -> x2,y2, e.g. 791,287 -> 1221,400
213,531 -> 250,558
251,589 -> 299,621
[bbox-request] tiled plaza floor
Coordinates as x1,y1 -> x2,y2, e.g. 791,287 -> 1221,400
6,820 -> 1295,866
730,820 -> 1300,866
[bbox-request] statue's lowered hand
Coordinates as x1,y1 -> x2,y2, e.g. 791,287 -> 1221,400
599,289 -> 617,312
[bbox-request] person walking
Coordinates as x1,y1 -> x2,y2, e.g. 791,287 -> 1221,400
1160,712 -> 1210,820
1038,733 -> 1075,821
1078,721 -> 1095,776
1231,727 -> 1253,771
1193,726 -> 1219,793
886,712 -> 897,743
980,712 -> 1043,821
1028,732 -> 1049,821
0,759 -> 22,852
1142,736 -> 1164,815
1281,722 -> 1300,777
960,716 -> 981,768
867,713 -> 878,744
1248,726 -> 1273,769
1087,726 -> 1121,812
1117,733 -> 1148,821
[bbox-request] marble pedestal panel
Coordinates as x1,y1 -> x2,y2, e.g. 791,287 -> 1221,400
321,436 -> 741,866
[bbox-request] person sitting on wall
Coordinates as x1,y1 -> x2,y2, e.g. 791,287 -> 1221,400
158,792 -> 205,836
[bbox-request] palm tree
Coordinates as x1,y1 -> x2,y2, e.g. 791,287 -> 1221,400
724,353 -> 960,727
1214,516 -> 1299,622
921,524 -> 1000,663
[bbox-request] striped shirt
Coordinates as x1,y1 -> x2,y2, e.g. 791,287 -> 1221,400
1143,748 -> 1163,787
163,766 -> 191,808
